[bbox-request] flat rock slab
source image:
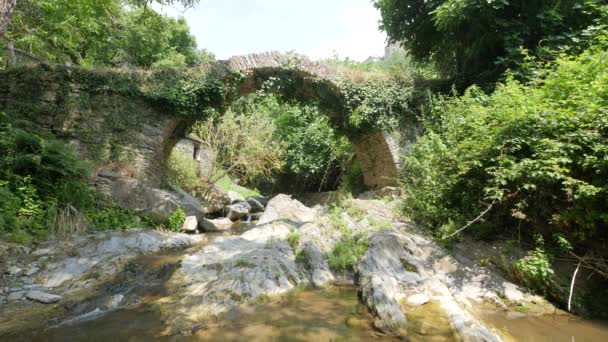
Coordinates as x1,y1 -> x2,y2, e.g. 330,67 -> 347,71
26,290 -> 62,304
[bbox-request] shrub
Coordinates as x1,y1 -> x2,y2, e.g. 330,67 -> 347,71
192,108 -> 283,195
87,206 -> 151,231
165,150 -> 199,192
167,208 -> 186,232
287,228 -> 300,251
401,46 -> 608,245
328,236 -> 369,272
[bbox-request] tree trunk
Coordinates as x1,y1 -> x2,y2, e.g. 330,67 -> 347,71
0,0 -> 17,37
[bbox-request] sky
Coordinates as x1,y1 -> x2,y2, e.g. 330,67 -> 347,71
154,0 -> 388,61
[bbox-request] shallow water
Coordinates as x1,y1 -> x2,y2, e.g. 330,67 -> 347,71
27,286 -> 608,342
483,311 -> 608,342
32,287 -> 391,342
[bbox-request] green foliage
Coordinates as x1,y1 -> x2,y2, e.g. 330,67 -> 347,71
374,0 -> 608,85
231,95 -> 355,192
287,228 -> 301,251
215,175 -> 261,199
87,206 -> 152,231
0,114 -> 151,242
165,150 -> 200,192
328,236 -> 369,272
401,46 -> 608,246
0,114 -> 94,241
2,1 -> 210,68
166,208 -> 186,232
514,235 -> 554,293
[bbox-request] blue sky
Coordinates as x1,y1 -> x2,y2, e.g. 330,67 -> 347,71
154,0 -> 387,61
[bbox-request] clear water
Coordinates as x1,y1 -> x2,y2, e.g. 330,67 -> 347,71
33,287 -> 391,342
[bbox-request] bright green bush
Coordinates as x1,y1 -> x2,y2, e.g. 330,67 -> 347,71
87,206 -> 152,231
231,95 -> 355,192
328,236 -> 369,272
165,150 -> 200,192
401,46 -> 608,246
167,208 -> 186,232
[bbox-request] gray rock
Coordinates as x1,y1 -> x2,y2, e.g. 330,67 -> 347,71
17,245 -> 31,255
182,216 -> 198,233
227,191 -> 245,204
357,232 -> 419,337
251,196 -> 269,207
169,185 -> 208,220
97,170 -> 126,180
225,202 -> 251,221
246,197 -> 265,213
26,290 -> 62,304
358,231 -> 502,341
43,230 -> 204,287
302,242 -> 334,288
199,217 -> 233,232
32,248 -> 52,256
7,266 -> 22,275
25,267 -> 41,276
170,222 -> 302,323
8,291 -> 27,301
258,194 -> 316,226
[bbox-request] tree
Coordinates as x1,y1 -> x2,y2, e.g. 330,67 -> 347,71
2,0 -> 206,67
0,0 -> 17,36
374,0 -> 608,86
3,0 -> 123,64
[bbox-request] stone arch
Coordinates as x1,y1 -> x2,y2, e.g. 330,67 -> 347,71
175,52 -> 401,189
0,52 -> 401,190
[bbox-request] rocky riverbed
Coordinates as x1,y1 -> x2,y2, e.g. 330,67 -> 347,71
1,192 -> 606,341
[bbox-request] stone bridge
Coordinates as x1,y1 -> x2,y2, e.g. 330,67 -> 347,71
0,51 -> 401,189
222,52 -> 401,188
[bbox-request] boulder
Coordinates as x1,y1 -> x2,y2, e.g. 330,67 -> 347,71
225,202 -> 251,221
246,197 -> 265,213
26,290 -> 62,304
227,191 -> 245,204
170,222 -> 302,323
199,218 -> 233,232
170,185 -> 208,220
203,185 -> 231,214
258,194 -> 316,226
302,242 -> 334,288
182,216 -> 198,233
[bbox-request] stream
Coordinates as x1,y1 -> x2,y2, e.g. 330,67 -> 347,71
4,199 -> 608,341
